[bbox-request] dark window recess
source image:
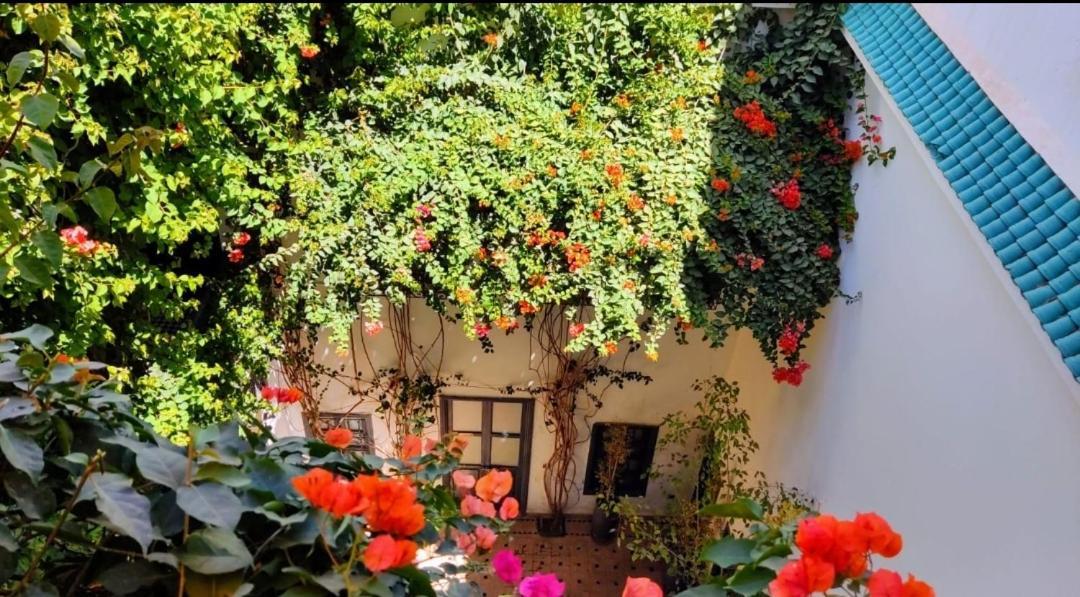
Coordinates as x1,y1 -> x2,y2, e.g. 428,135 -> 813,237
583,423 -> 659,498
317,412 -> 374,454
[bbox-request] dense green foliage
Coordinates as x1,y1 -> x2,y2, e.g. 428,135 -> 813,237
282,3 -> 866,369
2,3 -> 877,434
0,4 -> 312,436
0,325 -> 493,595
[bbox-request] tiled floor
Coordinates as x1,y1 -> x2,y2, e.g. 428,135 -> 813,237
466,516 -> 663,596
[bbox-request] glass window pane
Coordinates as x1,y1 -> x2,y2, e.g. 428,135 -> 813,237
491,436 -> 520,466
452,400 -> 483,432
491,402 -> 522,434
458,432 -> 483,465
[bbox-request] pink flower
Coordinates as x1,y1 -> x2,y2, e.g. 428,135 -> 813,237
569,322 -> 585,338
232,231 -> 251,247
816,244 -> 834,260
414,228 -> 432,252
622,577 -> 663,597
750,256 -> 765,271
519,573 -> 566,597
474,322 -> 491,338
452,470 -> 475,496
492,549 -> 523,585
228,249 -> 244,263
498,496 -> 520,520
60,226 -> 103,255
637,234 -> 651,247
461,495 -> 496,518
474,525 -> 497,551
364,320 -> 384,336
454,530 -> 477,556
416,203 -> 433,219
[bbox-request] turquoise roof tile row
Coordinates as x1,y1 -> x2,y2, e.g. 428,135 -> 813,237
844,3 -> 1080,380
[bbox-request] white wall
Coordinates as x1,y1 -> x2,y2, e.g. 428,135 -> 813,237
915,3 -> 1080,195
731,70 -> 1080,595
288,300 -> 736,515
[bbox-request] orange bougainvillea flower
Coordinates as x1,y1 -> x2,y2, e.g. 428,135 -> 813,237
605,163 -> 624,187
498,496 -> 520,520
482,32 -> 500,47
855,512 -> 903,557
475,469 -> 513,502
400,435 -> 423,460
455,529 -> 478,555
324,427 -> 353,450
354,475 -> 426,537
448,434 -> 469,458
768,557 -> 835,597
902,574 -> 935,597
626,193 -> 645,211
622,577 -> 663,597
363,535 -> 417,573
461,495 -> 496,518
292,468 -> 370,518
300,44 -> 320,59
867,569 -> 903,597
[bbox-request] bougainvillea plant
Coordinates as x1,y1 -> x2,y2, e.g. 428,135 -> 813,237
0,325 -> 513,595
681,499 -> 934,597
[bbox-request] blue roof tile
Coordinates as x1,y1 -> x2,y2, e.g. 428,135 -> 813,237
845,3 -> 1080,381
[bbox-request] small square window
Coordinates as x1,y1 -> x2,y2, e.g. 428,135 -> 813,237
318,412 -> 374,454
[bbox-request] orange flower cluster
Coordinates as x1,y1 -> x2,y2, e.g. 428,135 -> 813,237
733,100 -> 777,138
770,512 -> 932,597
453,469 -> 518,555
324,427 -> 353,449
613,94 -> 631,109
771,179 -> 801,210
626,193 -> 645,211
844,139 -> 864,162
300,45 -> 320,59
565,243 -> 591,272
260,386 -> 303,404
482,32 -> 500,47
363,534 -> 417,573
710,177 -> 730,193
526,229 -> 566,248
291,469 -> 425,536
605,163 -> 625,187
669,127 -> 684,142
743,69 -> 763,84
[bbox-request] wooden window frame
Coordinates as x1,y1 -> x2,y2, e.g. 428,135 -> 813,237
440,395 -> 534,506
317,412 -> 375,454
582,422 -> 659,498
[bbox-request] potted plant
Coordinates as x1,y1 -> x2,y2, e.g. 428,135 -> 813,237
590,424 -> 629,544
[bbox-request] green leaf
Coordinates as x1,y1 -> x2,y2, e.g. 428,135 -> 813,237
31,229 -> 62,266
179,528 -> 253,575
79,472 -> 154,553
78,159 -> 105,188
6,52 -> 32,86
176,483 -> 245,529
184,571 -> 246,597
58,34 -> 85,59
24,581 -> 59,597
194,462 -> 250,488
0,398 -> 36,421
702,537 -> 755,568
85,187 -> 118,222
0,523 -> 15,551
3,472 -> 55,519
30,13 -> 61,42
725,566 -> 774,596
14,254 -> 51,287
389,566 -> 436,597
21,94 -> 59,128
28,136 -> 59,170
674,585 -> 729,597
96,560 -> 172,596
0,425 -> 44,482
699,498 -> 764,521
3,324 -> 54,349
111,439 -> 187,488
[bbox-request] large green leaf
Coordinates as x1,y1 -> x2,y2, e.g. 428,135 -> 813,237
725,566 -> 774,597
194,462 -> 250,488
30,229 -> 62,266
77,158 -> 105,188
13,254 -> 51,287
3,472 -> 54,519
674,585 -> 729,597
6,51 -> 32,86
699,498 -> 763,521
0,398 -> 35,420
20,93 -> 59,128
3,324 -> 54,349
96,560 -> 173,596
84,187 -> 118,222
182,571 -> 245,597
389,566 -> 437,597
105,436 -> 188,488
79,472 -> 154,553
176,483 -> 245,528
702,537 -> 755,569
178,528 -> 253,575
27,136 -> 58,170
0,425 -> 44,481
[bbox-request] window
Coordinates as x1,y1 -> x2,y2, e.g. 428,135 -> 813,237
440,396 -> 534,505
317,412 -> 374,454
583,423 -> 659,498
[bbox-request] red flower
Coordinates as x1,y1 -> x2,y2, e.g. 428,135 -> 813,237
777,327 -> 800,356
771,179 -> 801,210
227,249 -> 244,263
844,140 -> 864,162
868,569 -> 903,597
605,163 -> 625,187
711,178 -> 730,192
855,512 -> 903,557
279,387 -> 303,403
292,468 -> 370,518
816,244 -> 834,260
773,361 -> 811,386
750,256 -> 765,271
232,231 -> 251,247
474,322 -> 491,338
622,577 -> 663,597
768,557 -> 835,597
743,69 -> 763,85
902,574 -> 935,597
697,39 -> 708,52
300,45 -> 320,59
565,243 -> 591,272
569,322 -> 586,338
733,101 -> 777,137
415,203 -> 432,219
354,475 -> 426,536
363,535 -> 417,573
324,427 -> 353,450
60,226 -> 103,255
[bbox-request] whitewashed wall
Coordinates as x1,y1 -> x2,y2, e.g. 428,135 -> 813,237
729,65 -> 1080,595
279,300 -> 737,515
915,3 -> 1080,198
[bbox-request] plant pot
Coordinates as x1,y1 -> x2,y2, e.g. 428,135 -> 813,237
536,513 -> 567,537
661,569 -> 687,594
590,505 -> 619,544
